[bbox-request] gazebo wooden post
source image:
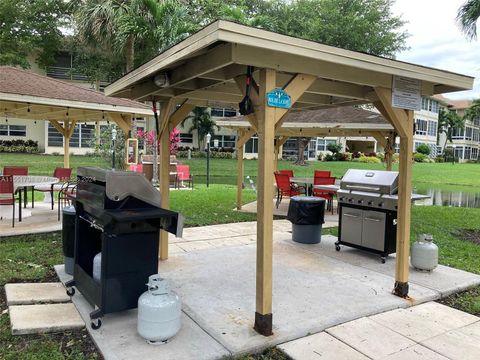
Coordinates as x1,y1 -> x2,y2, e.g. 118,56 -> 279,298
254,68 -> 276,336
374,88 -> 414,297
385,133 -> 395,171
158,99 -> 175,261
236,130 -> 245,210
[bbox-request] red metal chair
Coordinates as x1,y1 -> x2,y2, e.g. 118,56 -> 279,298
34,168 -> 72,209
278,170 -> 294,177
274,172 -> 303,208
175,164 -> 193,189
58,181 -> 77,221
313,176 -> 336,214
3,166 -> 29,208
0,175 -> 22,227
314,170 -> 331,178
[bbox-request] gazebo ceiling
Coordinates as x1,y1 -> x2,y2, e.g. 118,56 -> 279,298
105,20 -> 473,109
0,66 -> 152,124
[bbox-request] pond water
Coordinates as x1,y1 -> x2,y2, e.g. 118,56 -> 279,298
413,185 -> 480,209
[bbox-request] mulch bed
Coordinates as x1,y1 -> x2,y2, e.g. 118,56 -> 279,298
452,229 -> 480,245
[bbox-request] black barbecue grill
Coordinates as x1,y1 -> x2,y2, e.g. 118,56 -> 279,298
65,167 -> 183,329
336,169 -> 428,263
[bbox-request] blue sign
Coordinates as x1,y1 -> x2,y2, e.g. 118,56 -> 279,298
267,88 -> 291,109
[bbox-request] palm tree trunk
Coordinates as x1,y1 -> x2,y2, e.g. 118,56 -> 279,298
126,35 -> 135,72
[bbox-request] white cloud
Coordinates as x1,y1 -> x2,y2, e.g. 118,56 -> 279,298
392,0 -> 480,99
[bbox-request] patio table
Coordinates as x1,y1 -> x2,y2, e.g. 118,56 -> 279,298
290,176 -> 314,195
13,175 -> 58,209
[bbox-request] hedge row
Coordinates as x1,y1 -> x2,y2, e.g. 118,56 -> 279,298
0,139 -> 39,153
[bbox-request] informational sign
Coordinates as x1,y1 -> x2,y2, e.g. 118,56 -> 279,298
392,76 -> 421,111
267,88 -> 292,109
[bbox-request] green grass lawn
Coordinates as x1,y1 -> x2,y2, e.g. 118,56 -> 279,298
2,153 -> 480,187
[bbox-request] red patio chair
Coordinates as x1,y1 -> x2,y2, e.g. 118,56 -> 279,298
274,172 -> 303,208
3,166 -> 29,208
0,175 -> 22,227
175,164 -> 193,189
314,170 -> 331,178
34,168 -> 72,209
58,181 -> 77,221
278,170 -> 294,177
313,176 -> 336,214
129,164 -> 144,173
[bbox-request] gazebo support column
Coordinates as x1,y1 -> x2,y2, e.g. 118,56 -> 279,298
158,100 -> 175,261
374,88 -> 414,297
254,68 -> 276,336
236,138 -> 244,210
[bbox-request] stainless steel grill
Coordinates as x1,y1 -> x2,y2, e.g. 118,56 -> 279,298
336,169 -> 428,262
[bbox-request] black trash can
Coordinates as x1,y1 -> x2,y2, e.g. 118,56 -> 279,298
287,196 -> 326,244
62,206 -> 76,275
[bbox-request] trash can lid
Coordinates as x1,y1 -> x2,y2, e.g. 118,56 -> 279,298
290,196 -> 325,203
62,205 -> 76,215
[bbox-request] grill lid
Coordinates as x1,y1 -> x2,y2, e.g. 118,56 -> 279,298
340,169 -> 399,195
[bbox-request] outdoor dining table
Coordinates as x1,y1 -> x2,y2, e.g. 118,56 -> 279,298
13,175 -> 58,209
290,177 -> 315,195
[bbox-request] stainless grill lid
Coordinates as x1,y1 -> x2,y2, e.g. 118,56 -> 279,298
340,169 -> 399,195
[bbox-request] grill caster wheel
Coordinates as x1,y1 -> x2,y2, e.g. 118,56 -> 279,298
91,318 -> 102,330
66,287 -> 75,297
335,244 -> 341,252
381,257 -> 386,264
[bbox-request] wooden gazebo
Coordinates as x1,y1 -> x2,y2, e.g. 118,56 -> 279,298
105,20 -> 473,336
0,66 -> 152,167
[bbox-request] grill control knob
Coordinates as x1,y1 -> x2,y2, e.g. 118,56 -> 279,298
358,199 -> 364,204
378,202 -> 384,207
348,198 -> 353,202
367,201 -> 373,206
339,197 -> 344,201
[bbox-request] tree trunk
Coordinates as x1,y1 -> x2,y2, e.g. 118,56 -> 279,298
294,137 -> 311,165
125,35 -> 135,72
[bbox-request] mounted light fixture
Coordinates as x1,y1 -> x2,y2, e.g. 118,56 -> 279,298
27,103 -> 31,112
153,73 -> 169,88
66,107 -> 69,117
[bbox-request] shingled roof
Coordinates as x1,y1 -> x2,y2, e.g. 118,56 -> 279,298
0,66 -> 149,110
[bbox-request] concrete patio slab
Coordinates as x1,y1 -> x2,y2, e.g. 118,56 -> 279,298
54,265 -> 230,360
326,317 -> 416,359
0,202 -> 61,237
369,302 -> 479,342
157,239 -> 438,355
279,331 -> 369,360
382,344 -> 449,360
421,321 -> 480,360
5,282 -> 70,305
297,234 -> 480,298
9,303 -> 84,335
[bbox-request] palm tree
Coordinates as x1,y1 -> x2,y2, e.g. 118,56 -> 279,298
181,107 -> 219,149
457,0 -> 480,40
74,0 -> 195,72
438,108 -> 465,149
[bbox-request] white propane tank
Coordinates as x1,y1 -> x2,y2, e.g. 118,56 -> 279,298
138,274 -> 181,344
411,234 -> 438,271
93,252 -> 102,283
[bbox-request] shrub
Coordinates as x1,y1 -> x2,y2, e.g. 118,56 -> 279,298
324,154 -> 336,161
334,152 -> 351,161
352,151 -> 362,159
326,143 -> 342,154
416,143 -> 431,156
317,153 -> 324,161
0,139 -> 39,153
376,152 -> 385,161
352,155 -> 381,163
413,153 -> 428,163
435,156 -> 445,163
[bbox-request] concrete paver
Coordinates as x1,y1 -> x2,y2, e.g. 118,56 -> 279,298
421,321 -> 480,360
279,332 -> 369,360
9,303 -> 84,335
370,302 -> 479,342
5,282 -> 71,305
382,344 -> 449,360
326,317 -> 416,359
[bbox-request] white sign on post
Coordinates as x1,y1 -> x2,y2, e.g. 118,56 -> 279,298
392,76 -> 421,111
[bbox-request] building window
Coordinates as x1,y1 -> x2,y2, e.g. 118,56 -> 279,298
316,138 -> 337,151
472,148 -> 479,160
415,119 -> 428,135
449,146 -> 464,159
179,133 -> 193,144
0,124 -> 26,137
211,108 -> 237,117
427,120 -> 437,137
48,123 -> 96,148
210,134 -> 236,149
421,97 -> 428,111
245,136 -> 258,154
464,146 -> 472,159
465,126 -> 473,141
473,128 -> 480,142
452,127 -> 465,139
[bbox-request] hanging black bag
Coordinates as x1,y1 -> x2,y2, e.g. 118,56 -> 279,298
239,66 -> 255,115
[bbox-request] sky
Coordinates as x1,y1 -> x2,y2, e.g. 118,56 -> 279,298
392,0 -> 480,100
